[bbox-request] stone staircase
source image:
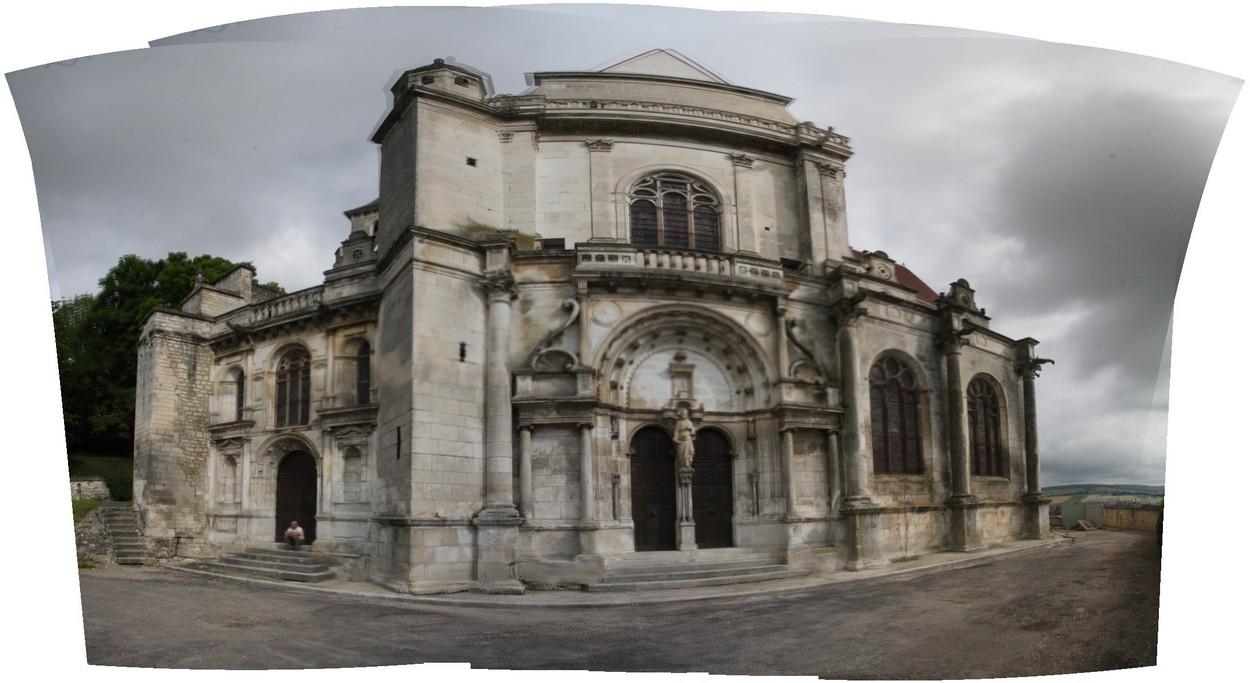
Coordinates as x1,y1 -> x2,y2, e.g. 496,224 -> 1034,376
199,546 -> 341,583
588,547 -> 807,592
99,505 -> 147,565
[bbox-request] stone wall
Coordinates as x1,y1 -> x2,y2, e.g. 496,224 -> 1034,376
70,477 -> 110,501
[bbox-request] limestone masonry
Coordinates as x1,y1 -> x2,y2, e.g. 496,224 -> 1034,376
133,50 -> 1050,593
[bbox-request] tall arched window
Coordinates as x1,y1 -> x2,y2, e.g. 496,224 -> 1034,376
967,377 -> 1005,477
628,172 -> 720,251
869,356 -> 924,475
275,349 -> 311,427
231,368 -> 246,422
355,342 -> 372,406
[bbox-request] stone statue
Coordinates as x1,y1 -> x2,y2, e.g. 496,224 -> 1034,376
673,408 -> 696,470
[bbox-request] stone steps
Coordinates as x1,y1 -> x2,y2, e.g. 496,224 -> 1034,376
99,507 -> 147,565
198,546 -> 341,583
589,547 -> 807,592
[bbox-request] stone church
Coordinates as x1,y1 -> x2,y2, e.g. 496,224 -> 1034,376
133,50 -> 1050,594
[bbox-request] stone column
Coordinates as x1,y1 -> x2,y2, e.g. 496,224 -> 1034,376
481,272 -> 520,519
730,153 -> 757,254
473,268 -> 523,594
825,429 -> 841,513
518,425 -> 534,519
677,466 -> 696,550
941,330 -> 982,552
834,296 -> 872,507
942,333 -> 973,503
1017,351 -> 1053,539
587,139 -> 615,242
780,428 -> 798,519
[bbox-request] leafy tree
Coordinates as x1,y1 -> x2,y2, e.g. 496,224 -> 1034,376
53,252 -> 264,456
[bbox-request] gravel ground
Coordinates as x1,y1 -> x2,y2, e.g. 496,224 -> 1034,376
78,528 -> 1160,678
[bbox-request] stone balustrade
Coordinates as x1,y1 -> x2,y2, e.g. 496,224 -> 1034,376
575,245 -> 785,283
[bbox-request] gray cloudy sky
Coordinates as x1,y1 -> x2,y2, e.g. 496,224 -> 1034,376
8,5 -> 1240,489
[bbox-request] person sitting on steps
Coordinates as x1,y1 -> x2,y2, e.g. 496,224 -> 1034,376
283,520 -> 304,551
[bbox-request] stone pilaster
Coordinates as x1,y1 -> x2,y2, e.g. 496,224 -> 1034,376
780,428 -> 798,520
730,153 -> 758,255
518,425 -> 534,519
587,139 -> 615,242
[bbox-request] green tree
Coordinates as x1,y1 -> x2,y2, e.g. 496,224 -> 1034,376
53,252 -> 261,456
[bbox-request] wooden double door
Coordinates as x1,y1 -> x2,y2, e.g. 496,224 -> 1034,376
275,451 -> 317,543
630,426 -> 733,551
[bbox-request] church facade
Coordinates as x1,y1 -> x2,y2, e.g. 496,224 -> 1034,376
132,50 -> 1050,594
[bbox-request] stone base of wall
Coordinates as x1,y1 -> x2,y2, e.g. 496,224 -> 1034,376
70,477 -> 111,501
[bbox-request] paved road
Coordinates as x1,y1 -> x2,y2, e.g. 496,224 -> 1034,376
79,529 -> 1160,677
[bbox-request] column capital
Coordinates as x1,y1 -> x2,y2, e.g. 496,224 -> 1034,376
585,138 -> 615,152
482,271 -> 517,302
730,153 -> 756,168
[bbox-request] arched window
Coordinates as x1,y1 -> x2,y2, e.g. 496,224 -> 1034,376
869,356 -> 924,475
231,368 -> 246,422
968,377 -> 1005,477
628,172 -> 720,251
355,342 -> 372,406
275,349 -> 311,427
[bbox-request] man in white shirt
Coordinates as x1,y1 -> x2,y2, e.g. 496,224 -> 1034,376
283,520 -> 304,550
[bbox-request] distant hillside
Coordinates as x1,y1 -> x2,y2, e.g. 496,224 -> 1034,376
1043,484 -> 1164,497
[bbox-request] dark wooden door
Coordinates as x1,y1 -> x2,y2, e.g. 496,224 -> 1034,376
275,451 -> 317,543
693,429 -> 733,548
630,427 -> 676,551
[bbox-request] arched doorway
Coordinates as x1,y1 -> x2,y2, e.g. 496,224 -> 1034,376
693,429 -> 733,548
275,451 -> 317,543
630,426 -> 676,551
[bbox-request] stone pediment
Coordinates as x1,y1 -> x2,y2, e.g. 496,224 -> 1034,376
599,49 -> 728,84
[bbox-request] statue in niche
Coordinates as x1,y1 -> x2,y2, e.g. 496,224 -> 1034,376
673,407 -> 697,470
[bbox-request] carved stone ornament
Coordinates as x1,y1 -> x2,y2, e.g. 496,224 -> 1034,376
585,138 -> 615,152
481,271 -> 518,300
814,161 -> 845,179
498,130 -> 514,143
1014,357 -> 1055,379
830,291 -> 869,326
729,153 -> 756,168
523,298 -> 581,368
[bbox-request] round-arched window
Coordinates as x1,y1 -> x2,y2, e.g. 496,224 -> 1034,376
275,349 -> 311,427
628,173 -> 720,251
967,377 -> 1005,477
869,356 -> 924,475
